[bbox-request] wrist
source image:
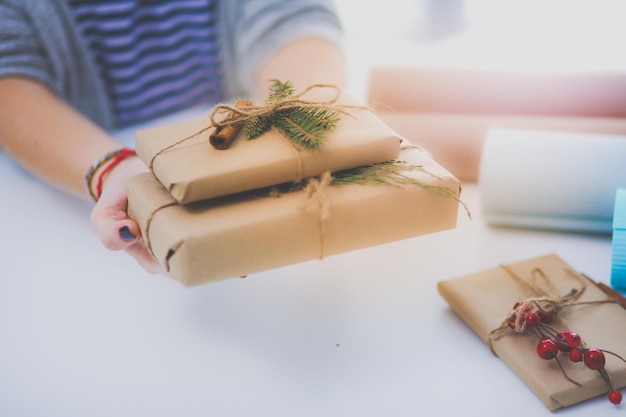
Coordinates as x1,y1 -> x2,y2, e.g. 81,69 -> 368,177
85,148 -> 143,201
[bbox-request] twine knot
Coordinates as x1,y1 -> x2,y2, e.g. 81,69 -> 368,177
486,265 -> 617,354
208,83 -> 355,130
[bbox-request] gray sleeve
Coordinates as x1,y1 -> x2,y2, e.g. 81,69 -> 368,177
0,1 -> 62,94
217,0 -> 343,99
0,0 -> 114,128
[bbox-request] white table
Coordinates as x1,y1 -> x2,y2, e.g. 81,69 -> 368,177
0,139 -> 616,416
1,2 -> 623,414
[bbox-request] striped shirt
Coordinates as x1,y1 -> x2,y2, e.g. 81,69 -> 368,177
69,0 -> 224,127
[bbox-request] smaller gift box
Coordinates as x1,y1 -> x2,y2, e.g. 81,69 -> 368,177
438,253 -> 626,410
127,147 -> 461,286
135,89 -> 401,204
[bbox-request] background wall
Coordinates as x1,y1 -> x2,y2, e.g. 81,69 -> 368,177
334,0 -> 626,100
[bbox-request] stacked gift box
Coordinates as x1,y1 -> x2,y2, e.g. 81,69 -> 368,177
126,83 -> 463,286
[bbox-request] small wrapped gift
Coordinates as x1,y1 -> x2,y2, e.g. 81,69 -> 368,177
127,146 -> 461,286
437,254 -> 626,410
135,84 -> 401,204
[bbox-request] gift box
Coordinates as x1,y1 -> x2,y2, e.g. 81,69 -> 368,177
127,147 -> 461,286
437,253 -> 626,410
135,90 -> 401,204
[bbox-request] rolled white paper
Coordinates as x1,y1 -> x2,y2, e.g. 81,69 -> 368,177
479,128 -> 626,233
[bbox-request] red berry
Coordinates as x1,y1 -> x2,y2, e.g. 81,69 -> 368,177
569,348 -> 583,362
560,331 -> 581,348
525,312 -> 541,327
609,390 -> 623,405
513,301 -> 533,315
555,334 -> 569,352
583,349 -> 606,370
537,338 -> 558,360
538,311 -> 554,324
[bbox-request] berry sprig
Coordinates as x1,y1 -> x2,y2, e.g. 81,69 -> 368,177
507,300 -> 626,405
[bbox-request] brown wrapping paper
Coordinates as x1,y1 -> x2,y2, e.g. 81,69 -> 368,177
437,254 -> 626,410
135,92 -> 401,204
368,66 -> 626,117
374,112 -> 626,181
127,147 -> 460,286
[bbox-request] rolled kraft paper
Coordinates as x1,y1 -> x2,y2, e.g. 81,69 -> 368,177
478,128 -> 626,233
375,111 -> 626,181
368,66 -> 626,117
612,189 -> 626,292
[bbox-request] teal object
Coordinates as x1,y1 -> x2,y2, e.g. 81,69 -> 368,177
611,188 -> 626,292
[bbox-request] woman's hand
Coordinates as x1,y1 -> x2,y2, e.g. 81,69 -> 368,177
89,156 -> 166,274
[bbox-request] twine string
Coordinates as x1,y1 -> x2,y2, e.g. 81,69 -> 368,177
209,83 -> 363,129
487,265 -> 618,354
300,171 -> 333,259
148,83 -> 366,179
143,201 -> 178,262
142,172 -> 334,268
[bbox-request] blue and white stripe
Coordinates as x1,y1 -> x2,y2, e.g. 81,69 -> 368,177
69,0 -> 224,127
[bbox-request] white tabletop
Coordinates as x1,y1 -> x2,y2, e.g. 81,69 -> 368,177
0,147 -> 616,416
1,2 -> 623,415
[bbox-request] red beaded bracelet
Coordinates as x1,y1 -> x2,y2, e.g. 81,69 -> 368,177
85,148 -> 136,201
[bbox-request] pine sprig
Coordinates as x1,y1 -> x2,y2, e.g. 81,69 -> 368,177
267,79 -> 295,101
331,161 -> 471,218
330,161 -> 429,187
243,80 -> 340,149
273,108 -> 340,149
243,114 -> 272,139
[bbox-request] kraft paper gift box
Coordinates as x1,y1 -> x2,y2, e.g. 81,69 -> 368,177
126,146 -> 461,286
135,91 -> 401,204
437,253 -> 626,410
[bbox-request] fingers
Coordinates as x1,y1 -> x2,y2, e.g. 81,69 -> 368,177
124,238 -> 167,275
90,178 -> 136,251
90,173 -> 165,275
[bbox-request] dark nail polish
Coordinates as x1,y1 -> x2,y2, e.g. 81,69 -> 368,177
119,226 -> 136,241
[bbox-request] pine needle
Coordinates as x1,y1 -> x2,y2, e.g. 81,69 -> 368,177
243,80 -> 339,149
331,161 -> 472,218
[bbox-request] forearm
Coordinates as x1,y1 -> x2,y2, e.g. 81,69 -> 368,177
0,77 -> 131,198
254,37 -> 347,98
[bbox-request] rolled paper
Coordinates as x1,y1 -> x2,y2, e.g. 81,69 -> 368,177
374,111 -> 626,181
478,128 -> 626,233
368,66 -> 626,117
209,99 -> 252,150
612,189 -> 626,292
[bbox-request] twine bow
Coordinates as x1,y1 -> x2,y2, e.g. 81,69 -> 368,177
487,265 -> 617,354
148,82 -> 366,175
209,82 -> 360,130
